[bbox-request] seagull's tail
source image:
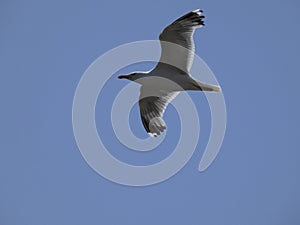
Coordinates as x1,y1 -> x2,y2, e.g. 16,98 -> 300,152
196,82 -> 221,92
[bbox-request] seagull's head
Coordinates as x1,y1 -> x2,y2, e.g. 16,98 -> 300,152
118,72 -> 147,82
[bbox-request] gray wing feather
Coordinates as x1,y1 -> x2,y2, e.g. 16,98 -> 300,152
158,9 -> 205,73
139,88 -> 179,137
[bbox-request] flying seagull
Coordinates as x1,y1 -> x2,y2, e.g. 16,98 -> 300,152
118,9 -> 221,137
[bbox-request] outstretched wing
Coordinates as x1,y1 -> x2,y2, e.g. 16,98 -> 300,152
139,88 -> 179,137
158,9 -> 205,73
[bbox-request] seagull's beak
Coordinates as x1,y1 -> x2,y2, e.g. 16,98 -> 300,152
118,75 -> 128,79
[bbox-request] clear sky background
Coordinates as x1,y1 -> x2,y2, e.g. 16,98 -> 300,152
1,0 -> 299,224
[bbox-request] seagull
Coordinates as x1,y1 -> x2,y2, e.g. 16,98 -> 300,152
118,9 -> 221,137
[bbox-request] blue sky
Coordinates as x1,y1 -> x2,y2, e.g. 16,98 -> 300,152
1,0 -> 299,224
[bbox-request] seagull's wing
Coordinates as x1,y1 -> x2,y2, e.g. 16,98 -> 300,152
139,87 -> 179,137
158,9 -> 205,73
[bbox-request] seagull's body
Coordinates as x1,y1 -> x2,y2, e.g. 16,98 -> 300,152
118,9 -> 220,137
